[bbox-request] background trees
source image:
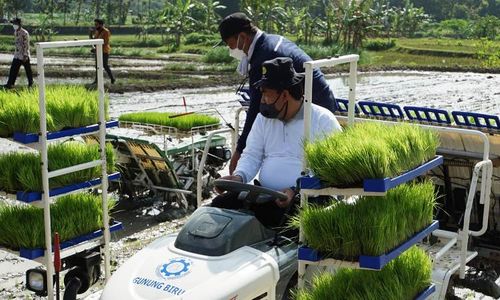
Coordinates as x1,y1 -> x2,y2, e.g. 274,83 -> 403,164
0,0 -> 498,50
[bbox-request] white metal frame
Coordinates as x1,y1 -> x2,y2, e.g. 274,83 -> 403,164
196,128 -> 234,207
231,106 -> 248,153
298,55 -> 493,298
36,39 -> 108,300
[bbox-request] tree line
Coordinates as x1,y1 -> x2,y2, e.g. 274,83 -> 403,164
1,0 -> 498,49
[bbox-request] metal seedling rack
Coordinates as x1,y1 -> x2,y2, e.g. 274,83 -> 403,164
0,39 -> 121,299
296,55 -> 496,299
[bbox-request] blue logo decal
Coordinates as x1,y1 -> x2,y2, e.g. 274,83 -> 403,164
157,257 -> 192,279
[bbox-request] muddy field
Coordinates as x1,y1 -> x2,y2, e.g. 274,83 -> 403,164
0,65 -> 499,299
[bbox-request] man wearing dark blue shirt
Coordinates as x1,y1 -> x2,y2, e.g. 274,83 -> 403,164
218,12 -> 338,174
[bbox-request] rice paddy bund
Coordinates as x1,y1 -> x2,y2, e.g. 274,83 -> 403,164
294,246 -> 432,300
0,85 -> 109,137
304,122 -> 439,187
0,141 -> 115,193
292,181 -> 436,257
0,193 -> 115,249
118,112 -> 220,131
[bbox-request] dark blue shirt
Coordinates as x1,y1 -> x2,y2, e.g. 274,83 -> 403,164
237,32 -> 338,153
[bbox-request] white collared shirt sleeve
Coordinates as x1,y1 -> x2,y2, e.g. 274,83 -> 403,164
233,114 -> 265,183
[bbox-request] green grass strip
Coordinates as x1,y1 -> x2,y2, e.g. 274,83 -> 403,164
305,122 -> 439,187
291,181 -> 435,257
0,193 -> 115,249
0,141 -> 115,193
294,246 -> 432,300
119,111 -> 220,131
0,85 -> 109,137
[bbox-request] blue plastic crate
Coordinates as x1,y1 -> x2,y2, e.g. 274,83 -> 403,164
16,172 -> 121,202
336,98 -> 360,114
18,221 -> 123,259
404,106 -> 451,124
358,101 -> 404,120
298,220 -> 439,270
299,156 -> 443,192
13,120 -> 119,144
452,111 -> 500,130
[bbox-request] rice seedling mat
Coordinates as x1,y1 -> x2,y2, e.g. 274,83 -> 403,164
299,155 -> 443,195
298,220 -> 439,270
16,172 -> 120,203
119,120 -> 221,138
0,221 -> 123,260
13,120 -> 119,144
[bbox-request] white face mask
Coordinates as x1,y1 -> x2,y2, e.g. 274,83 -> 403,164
13,25 -> 19,30
228,35 -> 246,61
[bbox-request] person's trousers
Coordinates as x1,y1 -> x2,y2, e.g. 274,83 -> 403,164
95,53 -> 114,82
6,58 -> 33,87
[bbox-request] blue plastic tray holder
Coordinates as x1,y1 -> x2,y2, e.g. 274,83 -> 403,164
358,101 -> 404,119
364,156 -> 443,192
299,156 -> 443,193
299,221 -> 439,270
404,106 -> 451,124
16,172 -> 121,202
451,111 -> 500,130
13,120 -> 119,144
358,221 -> 439,269
415,284 -> 436,300
19,221 -> 123,259
336,98 -> 360,114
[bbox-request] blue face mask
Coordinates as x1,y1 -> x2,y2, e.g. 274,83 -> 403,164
260,91 -> 287,119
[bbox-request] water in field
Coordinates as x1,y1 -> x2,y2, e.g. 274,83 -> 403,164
108,71 -> 499,120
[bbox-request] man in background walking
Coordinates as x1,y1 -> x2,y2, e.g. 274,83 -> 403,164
4,18 -> 33,89
90,18 -> 115,84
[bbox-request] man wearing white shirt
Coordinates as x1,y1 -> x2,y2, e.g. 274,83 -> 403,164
212,57 -> 342,227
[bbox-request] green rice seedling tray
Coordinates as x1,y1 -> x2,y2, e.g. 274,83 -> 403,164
13,120 -> 119,144
415,284 -> 436,300
298,220 -> 439,270
16,172 -> 120,202
17,221 -> 123,260
299,156 -> 443,194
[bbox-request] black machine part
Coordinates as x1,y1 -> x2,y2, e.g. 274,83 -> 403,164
63,277 -> 81,300
174,206 -> 275,256
213,179 -> 287,204
63,250 -> 101,296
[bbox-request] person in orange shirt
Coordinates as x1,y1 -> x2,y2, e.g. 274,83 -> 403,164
90,18 -> 115,84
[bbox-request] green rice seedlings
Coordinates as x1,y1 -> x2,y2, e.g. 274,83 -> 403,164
119,111 -> 220,131
294,246 -> 432,300
0,85 -> 108,137
0,96 -> 56,136
290,181 -> 435,257
45,85 -> 108,129
0,193 -> 116,249
0,142 -> 115,193
0,152 -> 39,192
304,122 -> 439,187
